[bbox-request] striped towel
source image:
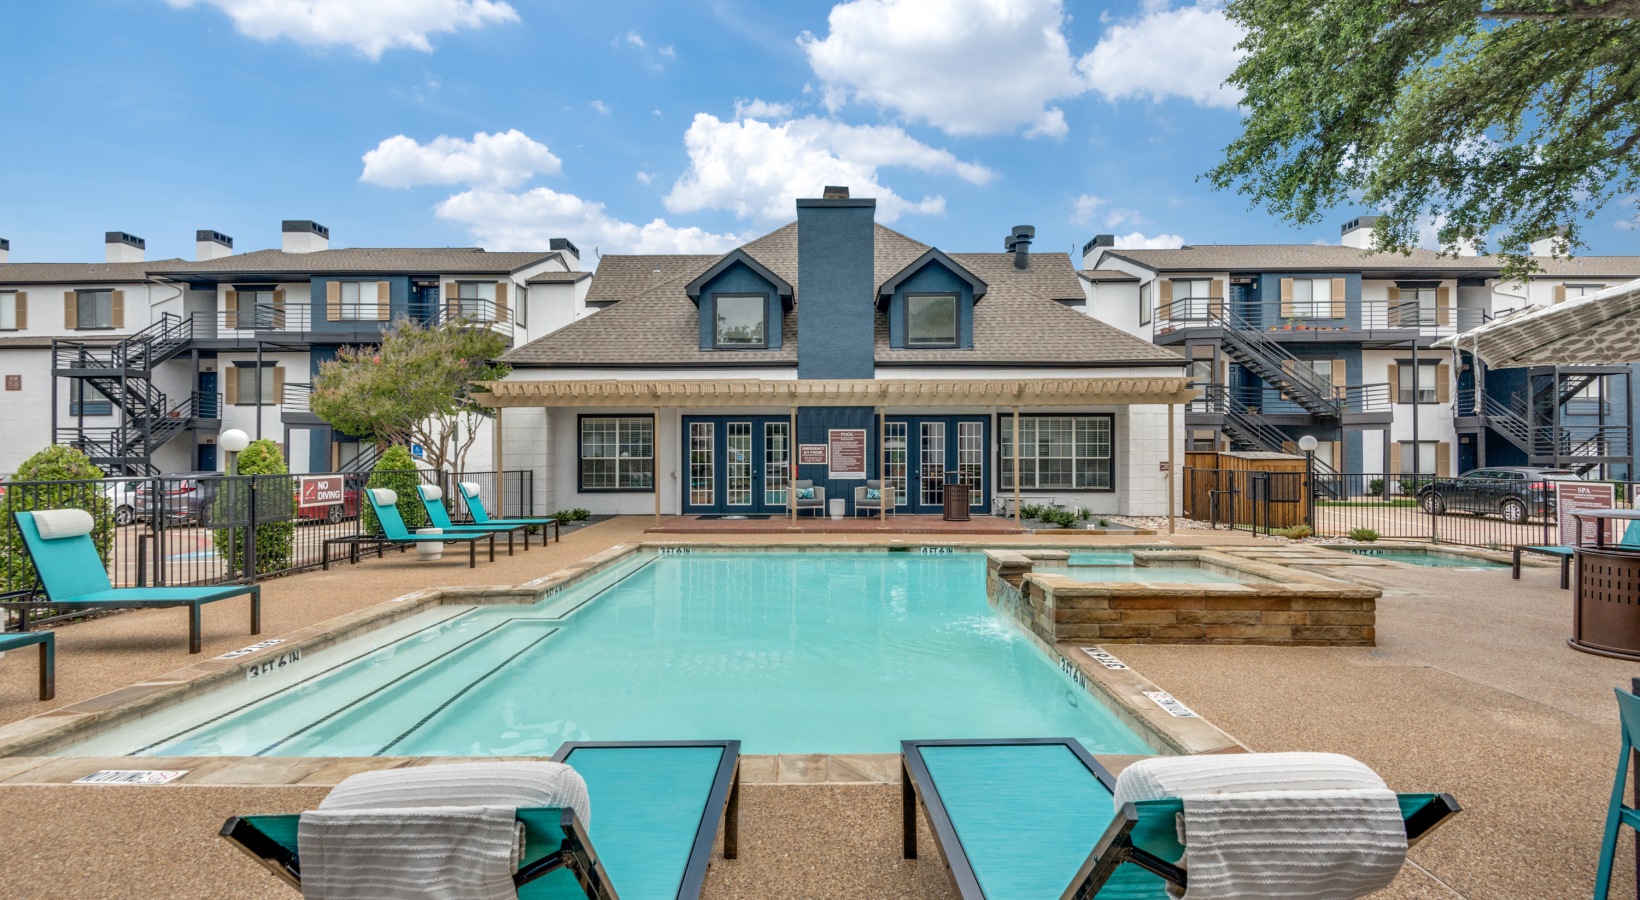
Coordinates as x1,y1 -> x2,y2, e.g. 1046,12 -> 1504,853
298,762 -> 591,900
1114,753 -> 1406,900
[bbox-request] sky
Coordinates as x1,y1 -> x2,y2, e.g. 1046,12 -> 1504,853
1,0 -> 1635,267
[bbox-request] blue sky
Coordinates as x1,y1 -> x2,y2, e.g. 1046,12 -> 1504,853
2,0 -> 1635,266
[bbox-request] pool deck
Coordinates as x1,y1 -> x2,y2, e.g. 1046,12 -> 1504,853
0,519 -> 1631,898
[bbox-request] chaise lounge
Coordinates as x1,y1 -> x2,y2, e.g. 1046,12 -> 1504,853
13,509 -> 260,654
1514,520 -> 1640,589
0,629 -> 54,700
220,740 -> 741,899
416,484 -> 529,552
456,481 -> 561,543
323,488 -> 499,570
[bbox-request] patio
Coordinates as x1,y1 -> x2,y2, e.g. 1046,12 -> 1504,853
644,513 -> 1030,535
0,518 -> 1629,898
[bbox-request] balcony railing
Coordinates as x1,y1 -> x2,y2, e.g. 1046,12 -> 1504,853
1155,299 -> 1491,340
197,301 -> 513,339
282,382 -> 313,417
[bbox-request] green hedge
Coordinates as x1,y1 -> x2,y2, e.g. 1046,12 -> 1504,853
362,446 -> 427,534
211,440 -> 294,576
1,445 -> 112,593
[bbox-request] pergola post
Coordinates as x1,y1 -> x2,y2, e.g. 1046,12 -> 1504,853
1168,402 -> 1177,535
878,406 -> 886,525
654,405 -> 662,526
790,406 -> 798,528
1012,405 -> 1021,526
494,406 -> 504,518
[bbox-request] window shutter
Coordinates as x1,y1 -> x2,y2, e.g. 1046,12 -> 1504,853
64,292 -> 78,329
327,281 -> 342,321
1156,280 -> 1172,321
1553,284 -> 1566,304
495,281 -> 509,323
1280,278 -> 1294,318
112,291 -> 125,328
1436,363 -> 1451,403
444,282 -> 459,319
13,292 -> 24,329
271,288 -> 286,327
1387,364 -> 1399,403
376,281 -> 391,321
225,290 -> 239,318
1435,442 -> 1451,477
1330,277 -> 1346,319
1331,360 -> 1348,390
1209,279 -> 1224,320
1389,442 -> 1401,476
1436,286 -> 1451,325
272,366 -> 285,405
225,369 -> 239,405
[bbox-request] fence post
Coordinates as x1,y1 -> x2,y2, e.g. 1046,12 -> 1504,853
244,475 -> 258,582
152,475 -> 167,587
136,532 -> 148,588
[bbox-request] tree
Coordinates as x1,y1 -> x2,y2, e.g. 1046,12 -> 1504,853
211,439 -> 293,576
362,445 -> 428,535
310,319 -> 510,474
1,445 -> 111,592
1209,1 -> 1640,277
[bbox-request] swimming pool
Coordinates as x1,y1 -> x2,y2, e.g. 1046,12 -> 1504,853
1058,552 -> 1255,584
63,551 -> 1157,758
1344,548 -> 1508,569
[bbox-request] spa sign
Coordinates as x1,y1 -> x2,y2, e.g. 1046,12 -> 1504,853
827,428 -> 868,479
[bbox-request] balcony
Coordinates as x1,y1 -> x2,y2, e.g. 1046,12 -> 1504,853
194,300 -> 513,345
1154,299 -> 1490,346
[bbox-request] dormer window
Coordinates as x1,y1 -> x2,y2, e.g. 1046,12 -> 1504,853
714,294 -> 768,348
906,293 -> 958,347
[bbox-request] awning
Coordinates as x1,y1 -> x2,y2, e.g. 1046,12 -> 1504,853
1434,277 -> 1640,368
473,377 -> 1198,408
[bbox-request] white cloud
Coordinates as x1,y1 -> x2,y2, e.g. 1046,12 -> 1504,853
1070,194 -> 1144,229
1070,194 -> 1105,226
360,130 -> 561,189
1079,2 -> 1243,108
436,188 -> 746,255
734,98 -> 794,120
620,30 -> 676,67
664,113 -> 995,223
166,0 -> 519,58
1112,232 -> 1185,249
591,99 -> 611,116
624,31 -> 647,48
635,171 -> 656,185
799,0 -> 1085,138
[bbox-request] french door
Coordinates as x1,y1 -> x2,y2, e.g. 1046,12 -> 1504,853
890,416 -> 989,514
681,416 -> 790,514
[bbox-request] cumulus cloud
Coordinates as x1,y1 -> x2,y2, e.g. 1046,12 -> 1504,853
166,0 -> 519,58
665,113 -> 994,223
591,99 -> 611,116
1113,232 -> 1185,249
799,0 -> 1085,138
360,130 -> 561,189
436,188 -> 746,255
1070,194 -> 1144,229
1079,2 -> 1243,108
734,98 -> 794,120
1070,194 -> 1106,226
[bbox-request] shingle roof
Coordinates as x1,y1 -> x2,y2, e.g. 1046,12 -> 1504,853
0,260 -> 183,284
1528,257 -> 1640,278
1104,244 -> 1640,278
147,248 -> 558,276
504,224 -> 1183,368
1078,269 -> 1138,283
526,270 -> 593,284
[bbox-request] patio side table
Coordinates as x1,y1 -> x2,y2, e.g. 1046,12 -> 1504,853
1570,509 -> 1640,662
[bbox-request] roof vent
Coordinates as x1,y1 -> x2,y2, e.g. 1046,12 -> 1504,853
1340,215 -> 1380,250
105,231 -> 145,264
195,229 -> 234,261
281,220 -> 330,254
1003,225 -> 1035,270
822,185 -> 850,200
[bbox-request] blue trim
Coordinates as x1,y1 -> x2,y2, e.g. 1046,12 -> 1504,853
680,415 -> 792,514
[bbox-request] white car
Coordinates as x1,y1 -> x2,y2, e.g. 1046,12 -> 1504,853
105,480 -> 140,526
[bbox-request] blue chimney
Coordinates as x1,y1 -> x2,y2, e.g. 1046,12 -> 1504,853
797,187 -> 876,379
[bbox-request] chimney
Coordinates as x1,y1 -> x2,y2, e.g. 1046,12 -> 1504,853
796,187 -> 875,379
1081,234 -> 1115,267
196,229 -> 234,261
281,220 -> 330,254
1340,215 -> 1379,250
1454,236 -> 1480,258
549,237 -> 581,271
822,185 -> 850,199
1004,225 -> 1035,270
0,238 -> 8,264
105,232 -> 145,263
1530,228 -> 1568,257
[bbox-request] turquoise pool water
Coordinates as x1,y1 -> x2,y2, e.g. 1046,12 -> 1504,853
1060,552 -> 1254,584
69,551 -> 1156,757
1346,548 -> 1507,569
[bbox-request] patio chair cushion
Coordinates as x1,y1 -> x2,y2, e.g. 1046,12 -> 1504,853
369,488 -> 398,506
866,479 -> 882,490
29,509 -> 95,540
420,485 -> 443,501
864,488 -> 881,500
460,482 -> 482,499
796,487 -> 816,500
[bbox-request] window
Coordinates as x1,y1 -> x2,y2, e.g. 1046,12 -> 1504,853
1289,278 -> 1333,318
233,366 -> 277,406
77,290 -> 114,329
338,281 -> 363,318
906,293 -> 958,346
999,414 -> 1114,491
456,281 -> 497,321
1172,280 -> 1214,320
1397,363 -> 1438,404
713,294 -> 767,348
70,381 -> 111,416
0,292 -> 17,330
580,416 -> 654,491
1563,284 -> 1605,302
235,289 -> 279,329
1189,429 -> 1217,452
1398,441 -> 1438,476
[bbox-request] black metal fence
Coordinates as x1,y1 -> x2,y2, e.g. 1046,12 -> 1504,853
1,468 -> 535,629
1184,465 -> 1639,549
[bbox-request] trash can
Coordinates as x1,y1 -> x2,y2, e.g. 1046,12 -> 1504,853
943,472 -> 970,522
415,527 -> 443,560
828,498 -> 846,520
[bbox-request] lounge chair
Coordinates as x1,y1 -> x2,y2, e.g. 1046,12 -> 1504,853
323,488 -> 498,570
900,738 -> 1460,899
13,509 -> 259,654
456,481 -> 561,543
1514,519 -> 1640,589
415,484 -> 529,552
0,629 -> 54,700
220,740 -> 741,899
853,480 -> 895,517
1595,687 -> 1640,899
793,479 -> 826,516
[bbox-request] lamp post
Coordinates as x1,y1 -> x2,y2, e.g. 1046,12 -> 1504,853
219,429 -> 251,580
1298,435 -> 1319,528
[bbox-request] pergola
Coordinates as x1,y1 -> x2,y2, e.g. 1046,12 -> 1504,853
473,376 -> 1198,528
1436,277 -> 1640,368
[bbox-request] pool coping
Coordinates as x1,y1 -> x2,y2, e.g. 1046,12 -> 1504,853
1314,542 -> 1534,568
0,540 -> 1243,766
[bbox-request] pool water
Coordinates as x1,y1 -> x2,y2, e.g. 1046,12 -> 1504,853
1059,552 -> 1255,584
1346,548 -> 1508,569
66,552 -> 1156,758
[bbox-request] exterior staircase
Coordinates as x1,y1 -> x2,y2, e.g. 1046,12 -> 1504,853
53,313 -> 200,475
1215,309 -> 1342,419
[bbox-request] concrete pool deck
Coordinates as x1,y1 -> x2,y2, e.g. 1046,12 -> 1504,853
0,520 -> 1630,897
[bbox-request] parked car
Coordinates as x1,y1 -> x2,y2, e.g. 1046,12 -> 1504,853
105,480 -> 141,525
133,473 -> 224,524
296,488 -> 360,524
1416,466 -> 1585,523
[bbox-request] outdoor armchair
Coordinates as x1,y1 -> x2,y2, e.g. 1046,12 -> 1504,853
455,481 -> 561,542
852,479 -> 895,517
792,480 -> 826,516
13,509 -> 259,654
323,489 -> 499,570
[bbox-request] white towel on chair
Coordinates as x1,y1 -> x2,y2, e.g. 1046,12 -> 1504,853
1115,753 -> 1407,900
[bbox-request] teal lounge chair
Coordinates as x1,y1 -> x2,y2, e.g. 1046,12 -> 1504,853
1514,520 -> 1640,589
220,740 -> 741,899
456,481 -> 561,543
324,488 -> 500,570
0,629 -> 54,700
1594,687 -> 1640,899
415,484 -> 529,552
13,510 -> 259,654
900,738 -> 1460,899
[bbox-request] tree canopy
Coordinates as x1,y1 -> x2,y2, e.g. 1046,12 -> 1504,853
310,319 -> 509,473
1209,0 -> 1639,277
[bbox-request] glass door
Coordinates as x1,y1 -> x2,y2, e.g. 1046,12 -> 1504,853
919,422 -> 946,508
763,422 -> 789,508
688,422 -> 715,509
726,422 -> 753,507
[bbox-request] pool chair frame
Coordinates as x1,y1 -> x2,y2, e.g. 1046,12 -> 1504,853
901,738 -> 1463,900
455,482 -> 562,543
0,626 -> 54,701
415,484 -> 531,552
219,739 -> 741,900
1512,544 -> 1574,589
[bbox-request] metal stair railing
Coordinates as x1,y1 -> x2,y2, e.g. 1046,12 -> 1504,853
1204,306 -> 1342,418
1193,385 -> 1342,487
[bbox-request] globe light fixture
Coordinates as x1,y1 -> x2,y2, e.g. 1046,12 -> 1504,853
1297,435 -> 1319,452
220,429 -> 251,475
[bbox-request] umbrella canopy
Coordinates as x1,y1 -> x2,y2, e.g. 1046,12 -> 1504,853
1435,277 -> 1640,368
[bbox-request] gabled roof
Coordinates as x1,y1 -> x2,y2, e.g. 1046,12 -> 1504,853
685,248 -> 794,308
585,254 -> 720,303
1078,269 -> 1138,284
0,260 -> 182,284
875,248 -> 987,309
147,248 -> 559,277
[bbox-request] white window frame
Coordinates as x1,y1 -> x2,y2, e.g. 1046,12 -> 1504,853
579,416 -> 655,492
1289,278 -> 1333,318
233,365 -> 277,407
1397,362 -> 1438,404
999,414 -> 1115,492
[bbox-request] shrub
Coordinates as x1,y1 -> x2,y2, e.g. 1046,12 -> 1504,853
1347,527 -> 1380,542
1,445 -> 111,592
1274,524 -> 1314,540
1098,518 -> 1110,527
1018,503 -> 1042,520
570,508 -> 591,522
1367,478 -> 1385,498
362,446 -> 427,534
1041,508 -> 1079,528
1397,478 -> 1432,497
1076,507 -> 1092,521
211,440 -> 294,576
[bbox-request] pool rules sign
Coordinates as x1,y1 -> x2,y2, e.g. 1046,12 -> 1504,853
1557,481 -> 1615,547
827,428 -> 868,479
